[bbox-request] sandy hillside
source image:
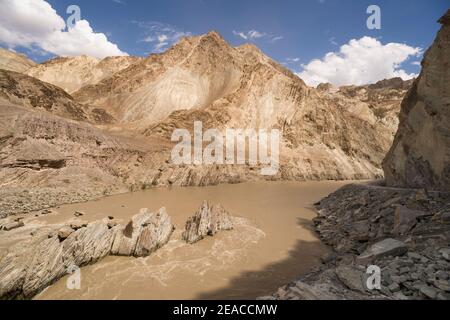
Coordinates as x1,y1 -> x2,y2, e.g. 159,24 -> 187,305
0,48 -> 36,73
26,55 -> 143,93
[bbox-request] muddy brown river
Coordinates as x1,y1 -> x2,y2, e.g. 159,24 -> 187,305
32,181 -> 350,300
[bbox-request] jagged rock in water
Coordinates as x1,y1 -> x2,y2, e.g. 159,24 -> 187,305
0,221 -> 115,299
182,201 -> 233,244
383,10 -> 450,191
0,208 -> 174,299
111,207 -> 174,257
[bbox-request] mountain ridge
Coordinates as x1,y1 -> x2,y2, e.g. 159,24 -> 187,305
0,31 -> 413,215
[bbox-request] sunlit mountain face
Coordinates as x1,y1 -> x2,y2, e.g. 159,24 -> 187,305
0,0 -> 448,305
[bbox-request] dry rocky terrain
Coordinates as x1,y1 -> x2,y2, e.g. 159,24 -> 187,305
0,10 -> 449,301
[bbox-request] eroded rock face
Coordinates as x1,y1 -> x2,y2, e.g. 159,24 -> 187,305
0,221 -> 115,299
182,201 -> 233,244
0,208 -> 174,299
383,10 -> 450,191
111,207 -> 174,257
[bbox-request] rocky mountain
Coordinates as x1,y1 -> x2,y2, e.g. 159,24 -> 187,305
0,69 -> 114,124
0,31 -> 412,216
26,55 -> 143,93
383,10 -> 450,191
73,32 -> 245,127
75,31 -> 410,181
0,48 -> 36,73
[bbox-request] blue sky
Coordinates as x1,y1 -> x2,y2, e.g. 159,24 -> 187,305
1,0 -> 448,85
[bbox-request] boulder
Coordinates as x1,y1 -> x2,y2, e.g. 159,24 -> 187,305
419,285 -> 438,299
393,206 -> 421,235
182,201 -> 233,244
287,282 -> 338,300
335,266 -> 367,293
57,226 -> 74,240
358,238 -> 407,262
69,219 -> 88,230
441,212 -> 450,222
74,211 -> 84,217
111,207 -> 174,257
2,220 -> 24,231
440,248 -> 450,261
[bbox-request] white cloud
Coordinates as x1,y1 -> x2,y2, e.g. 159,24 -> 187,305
270,36 -> 284,43
329,37 -> 338,46
0,0 -> 127,58
233,29 -> 282,43
298,36 -> 421,87
411,61 -> 421,66
135,21 -> 191,53
286,57 -> 300,63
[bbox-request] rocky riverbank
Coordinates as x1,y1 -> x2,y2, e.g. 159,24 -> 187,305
261,183 -> 450,300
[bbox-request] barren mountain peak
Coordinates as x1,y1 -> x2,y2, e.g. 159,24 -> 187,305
203,30 -> 225,40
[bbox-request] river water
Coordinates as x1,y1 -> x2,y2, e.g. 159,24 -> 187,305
34,180 -> 350,300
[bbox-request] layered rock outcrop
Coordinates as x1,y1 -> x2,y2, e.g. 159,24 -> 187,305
383,10 -> 450,191
182,201 -> 233,244
0,208 -> 174,299
0,221 -> 115,299
111,207 -> 174,257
